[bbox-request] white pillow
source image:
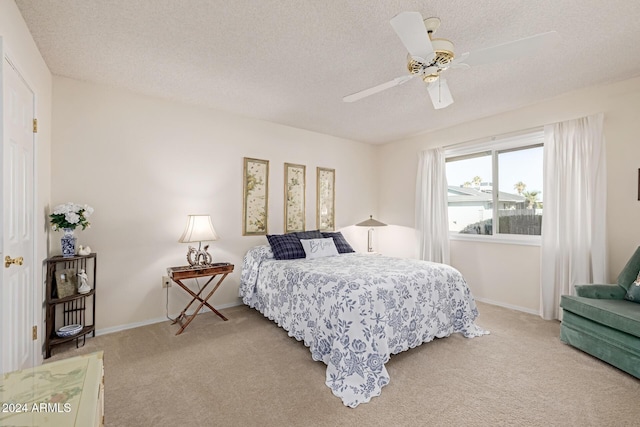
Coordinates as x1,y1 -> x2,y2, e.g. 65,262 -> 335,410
300,238 -> 339,259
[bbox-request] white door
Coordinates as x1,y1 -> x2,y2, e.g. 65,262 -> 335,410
0,53 -> 36,374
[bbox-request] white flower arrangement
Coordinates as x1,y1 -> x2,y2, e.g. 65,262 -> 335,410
50,202 -> 94,231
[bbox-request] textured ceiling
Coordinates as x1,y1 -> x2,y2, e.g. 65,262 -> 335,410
14,0 -> 640,144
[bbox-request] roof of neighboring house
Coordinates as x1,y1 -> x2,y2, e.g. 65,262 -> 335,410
447,186 -> 526,204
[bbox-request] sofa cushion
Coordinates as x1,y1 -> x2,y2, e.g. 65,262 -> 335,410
561,295 -> 640,339
561,311 -> 640,378
575,284 -> 626,299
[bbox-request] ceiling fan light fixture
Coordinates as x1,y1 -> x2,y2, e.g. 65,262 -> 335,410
406,39 -> 454,83
407,57 -> 441,82
422,74 -> 439,83
430,39 -> 455,66
407,55 -> 425,74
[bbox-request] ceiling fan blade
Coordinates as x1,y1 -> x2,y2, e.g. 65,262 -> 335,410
343,75 -> 415,102
390,12 -> 435,63
450,52 -> 470,68
427,78 -> 454,109
460,31 -> 558,67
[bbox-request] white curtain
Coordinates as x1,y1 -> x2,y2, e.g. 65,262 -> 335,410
415,147 -> 450,264
540,113 -> 608,320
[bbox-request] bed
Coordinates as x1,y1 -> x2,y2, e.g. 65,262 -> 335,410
239,244 -> 488,407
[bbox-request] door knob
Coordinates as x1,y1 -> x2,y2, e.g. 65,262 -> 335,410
4,256 -> 24,268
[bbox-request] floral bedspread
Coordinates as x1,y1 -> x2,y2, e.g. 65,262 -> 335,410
239,245 -> 488,407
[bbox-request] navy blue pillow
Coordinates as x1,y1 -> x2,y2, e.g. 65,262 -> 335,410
295,230 -> 323,240
266,234 -> 306,260
321,232 -> 355,254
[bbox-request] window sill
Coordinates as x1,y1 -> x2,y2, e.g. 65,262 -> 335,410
449,233 -> 541,247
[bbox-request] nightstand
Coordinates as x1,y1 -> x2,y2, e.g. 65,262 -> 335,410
167,262 -> 234,335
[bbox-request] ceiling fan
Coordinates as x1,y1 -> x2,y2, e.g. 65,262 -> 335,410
343,12 -> 557,109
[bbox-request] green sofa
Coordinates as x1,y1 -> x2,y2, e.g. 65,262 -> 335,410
560,247 -> 640,378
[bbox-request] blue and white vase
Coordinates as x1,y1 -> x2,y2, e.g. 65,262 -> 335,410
61,228 -> 76,258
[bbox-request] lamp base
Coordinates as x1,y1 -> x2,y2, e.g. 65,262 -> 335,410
186,245 -> 213,266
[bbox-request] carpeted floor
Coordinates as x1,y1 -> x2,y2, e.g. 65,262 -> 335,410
49,302 -> 639,426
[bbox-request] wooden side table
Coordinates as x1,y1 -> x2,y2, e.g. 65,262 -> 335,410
167,262 -> 234,335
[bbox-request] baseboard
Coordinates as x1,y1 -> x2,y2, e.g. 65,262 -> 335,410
474,297 -> 539,316
96,297 -> 538,335
95,300 -> 244,336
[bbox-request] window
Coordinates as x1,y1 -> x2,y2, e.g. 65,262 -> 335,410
445,131 -> 543,239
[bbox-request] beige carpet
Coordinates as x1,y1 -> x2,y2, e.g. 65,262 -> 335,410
49,302 -> 639,426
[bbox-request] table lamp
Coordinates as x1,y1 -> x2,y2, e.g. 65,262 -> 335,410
356,215 -> 387,252
179,214 -> 219,266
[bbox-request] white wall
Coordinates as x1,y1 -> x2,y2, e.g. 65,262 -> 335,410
52,76 -> 378,331
0,0 -> 52,363
378,76 -> 640,314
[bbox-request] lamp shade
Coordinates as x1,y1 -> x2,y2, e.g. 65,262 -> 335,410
356,215 -> 387,227
178,215 -> 219,243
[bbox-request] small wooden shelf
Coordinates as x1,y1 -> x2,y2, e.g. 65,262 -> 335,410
48,325 -> 95,346
46,253 -> 96,262
44,253 -> 97,358
48,289 -> 96,305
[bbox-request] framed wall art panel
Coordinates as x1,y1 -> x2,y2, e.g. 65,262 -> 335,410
316,167 -> 335,231
284,163 -> 306,233
243,157 -> 269,235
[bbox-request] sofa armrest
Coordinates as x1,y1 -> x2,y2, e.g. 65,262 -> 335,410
574,284 -> 626,299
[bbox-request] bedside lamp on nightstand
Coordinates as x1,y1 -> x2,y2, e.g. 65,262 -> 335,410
179,214 -> 219,266
356,215 -> 387,253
